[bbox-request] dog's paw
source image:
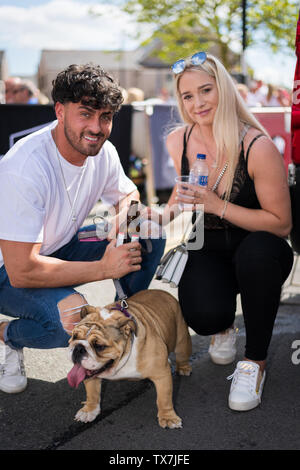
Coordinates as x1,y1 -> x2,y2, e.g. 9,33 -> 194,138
74,404 -> 100,423
158,414 -> 182,429
176,363 -> 192,376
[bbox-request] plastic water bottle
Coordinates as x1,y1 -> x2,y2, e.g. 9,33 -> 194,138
189,153 -> 208,189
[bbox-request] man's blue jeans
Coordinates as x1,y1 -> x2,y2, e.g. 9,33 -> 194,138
0,226 -> 165,350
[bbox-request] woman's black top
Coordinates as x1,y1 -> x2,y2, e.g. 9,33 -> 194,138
180,125 -> 265,230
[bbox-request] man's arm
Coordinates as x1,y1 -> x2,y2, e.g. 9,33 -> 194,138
0,238 -> 142,289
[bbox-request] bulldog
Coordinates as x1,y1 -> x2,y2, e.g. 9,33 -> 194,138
67,289 -> 192,429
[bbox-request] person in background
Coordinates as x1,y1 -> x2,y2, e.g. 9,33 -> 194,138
164,51 -> 293,412
236,83 -> 250,104
4,77 -> 21,103
10,79 -> 39,104
247,79 -> 266,107
261,84 -> 281,107
126,87 -> 145,104
158,87 -> 175,104
278,88 -> 292,107
5,78 -> 49,105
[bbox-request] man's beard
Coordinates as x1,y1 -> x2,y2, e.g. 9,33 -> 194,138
64,124 -> 106,157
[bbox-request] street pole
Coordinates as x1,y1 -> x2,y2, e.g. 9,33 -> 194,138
241,0 -> 247,83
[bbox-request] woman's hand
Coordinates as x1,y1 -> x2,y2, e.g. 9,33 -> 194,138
175,181 -> 224,216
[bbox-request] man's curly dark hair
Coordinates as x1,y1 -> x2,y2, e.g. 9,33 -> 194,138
51,63 -> 124,113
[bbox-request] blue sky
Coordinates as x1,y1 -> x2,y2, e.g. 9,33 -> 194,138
0,0 -> 297,89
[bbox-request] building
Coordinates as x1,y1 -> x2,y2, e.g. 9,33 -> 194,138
0,51 -> 8,81
0,51 -> 9,103
37,38 -> 241,103
37,41 -> 174,102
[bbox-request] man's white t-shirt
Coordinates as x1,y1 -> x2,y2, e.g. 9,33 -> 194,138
0,121 -> 137,269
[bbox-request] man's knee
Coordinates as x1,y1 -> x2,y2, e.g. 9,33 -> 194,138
58,293 -> 87,335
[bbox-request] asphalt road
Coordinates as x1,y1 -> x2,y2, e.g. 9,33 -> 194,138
1,273 -> 300,454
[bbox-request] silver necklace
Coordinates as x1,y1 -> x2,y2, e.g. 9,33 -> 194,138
211,162 -> 228,192
54,134 -> 88,235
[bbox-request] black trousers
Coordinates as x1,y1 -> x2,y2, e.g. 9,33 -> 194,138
178,229 -> 294,361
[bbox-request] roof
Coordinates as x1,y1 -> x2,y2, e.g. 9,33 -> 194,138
39,49 -> 145,72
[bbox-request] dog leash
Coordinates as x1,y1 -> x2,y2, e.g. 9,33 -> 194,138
113,279 -> 129,310
113,234 -> 153,309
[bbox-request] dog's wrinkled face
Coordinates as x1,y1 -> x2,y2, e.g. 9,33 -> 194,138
67,305 -> 136,388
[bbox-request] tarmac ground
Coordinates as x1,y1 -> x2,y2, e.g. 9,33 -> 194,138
1,207 -> 300,456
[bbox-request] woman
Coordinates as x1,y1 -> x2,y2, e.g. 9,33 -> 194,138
165,52 -> 293,411
261,84 -> 281,107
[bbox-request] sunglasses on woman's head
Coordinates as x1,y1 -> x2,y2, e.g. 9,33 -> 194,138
171,52 -> 207,75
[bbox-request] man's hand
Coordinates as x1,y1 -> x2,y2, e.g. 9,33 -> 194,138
99,239 -> 142,279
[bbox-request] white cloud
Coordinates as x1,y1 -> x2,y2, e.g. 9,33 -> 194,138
0,0 -> 140,52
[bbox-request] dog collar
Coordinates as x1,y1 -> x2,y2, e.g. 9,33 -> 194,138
111,302 -> 131,318
111,303 -> 138,336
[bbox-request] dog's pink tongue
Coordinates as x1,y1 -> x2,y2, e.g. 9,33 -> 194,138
67,364 -> 86,388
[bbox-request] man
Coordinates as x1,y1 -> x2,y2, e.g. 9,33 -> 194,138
0,64 -> 165,394
8,79 -> 39,104
4,77 -> 21,103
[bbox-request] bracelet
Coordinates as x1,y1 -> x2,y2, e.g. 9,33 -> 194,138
220,200 -> 228,219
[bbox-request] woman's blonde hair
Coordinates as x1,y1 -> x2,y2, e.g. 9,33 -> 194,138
174,53 -> 268,200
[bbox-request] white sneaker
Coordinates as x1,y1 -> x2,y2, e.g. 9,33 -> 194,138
208,328 -> 237,365
0,342 -> 27,393
227,361 -> 266,411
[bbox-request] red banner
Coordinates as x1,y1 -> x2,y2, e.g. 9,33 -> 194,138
292,9 -> 300,164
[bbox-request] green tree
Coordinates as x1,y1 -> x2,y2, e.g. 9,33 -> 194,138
98,0 -> 298,69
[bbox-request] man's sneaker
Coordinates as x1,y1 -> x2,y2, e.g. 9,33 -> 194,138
208,327 -> 237,365
0,342 -> 27,393
227,361 -> 266,411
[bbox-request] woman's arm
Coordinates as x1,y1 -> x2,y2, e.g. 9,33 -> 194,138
175,134 -> 292,238
220,136 -> 292,237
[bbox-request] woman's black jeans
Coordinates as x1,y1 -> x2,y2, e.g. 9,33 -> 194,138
178,229 -> 294,361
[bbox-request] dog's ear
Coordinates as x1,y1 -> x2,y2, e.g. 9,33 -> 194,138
80,305 -> 98,319
119,318 -> 137,338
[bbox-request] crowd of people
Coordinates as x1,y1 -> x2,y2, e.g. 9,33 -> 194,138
0,54 -> 294,417
1,74 -> 292,109
236,78 -> 291,107
113,78 -> 293,110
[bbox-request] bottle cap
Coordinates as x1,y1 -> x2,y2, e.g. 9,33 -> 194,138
197,153 -> 206,159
